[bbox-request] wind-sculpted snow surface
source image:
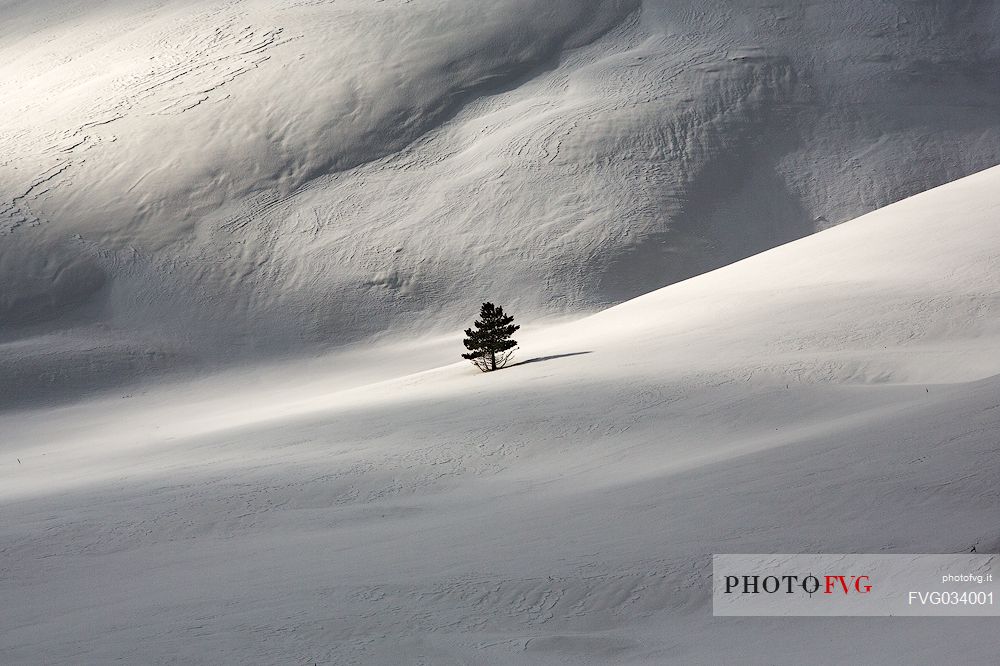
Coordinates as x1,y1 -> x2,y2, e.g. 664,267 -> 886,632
1,0 -> 999,402
3,166 -> 1000,663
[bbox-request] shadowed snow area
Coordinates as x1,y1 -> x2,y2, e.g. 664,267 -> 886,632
2,0 -> 1000,403
3,166 -> 1000,663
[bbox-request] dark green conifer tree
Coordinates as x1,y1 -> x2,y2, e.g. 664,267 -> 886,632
462,302 -> 520,372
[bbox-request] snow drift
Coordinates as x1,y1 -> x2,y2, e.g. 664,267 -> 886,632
3,164 -> 1000,663
2,0 -> 1000,404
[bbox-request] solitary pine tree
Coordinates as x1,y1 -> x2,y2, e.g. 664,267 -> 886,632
462,302 -> 520,372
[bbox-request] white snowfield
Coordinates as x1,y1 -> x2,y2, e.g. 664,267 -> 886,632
2,0 -> 1000,404
3,166 -> 1000,663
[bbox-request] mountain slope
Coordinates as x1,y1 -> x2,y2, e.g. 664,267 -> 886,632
3,165 -> 999,664
2,0 -> 1000,405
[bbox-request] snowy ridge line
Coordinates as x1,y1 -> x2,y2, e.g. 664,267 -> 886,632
2,0 -> 999,405
2,162 -> 1000,662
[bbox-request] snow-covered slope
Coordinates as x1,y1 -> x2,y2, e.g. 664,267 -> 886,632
2,0 -> 1000,403
3,166 -> 999,663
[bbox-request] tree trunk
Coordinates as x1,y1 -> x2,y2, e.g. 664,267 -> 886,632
490,351 -> 496,371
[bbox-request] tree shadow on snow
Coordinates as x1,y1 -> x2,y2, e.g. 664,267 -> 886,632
508,351 -> 592,368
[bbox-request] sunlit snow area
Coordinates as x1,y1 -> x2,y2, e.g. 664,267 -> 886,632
2,0 -> 1000,663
